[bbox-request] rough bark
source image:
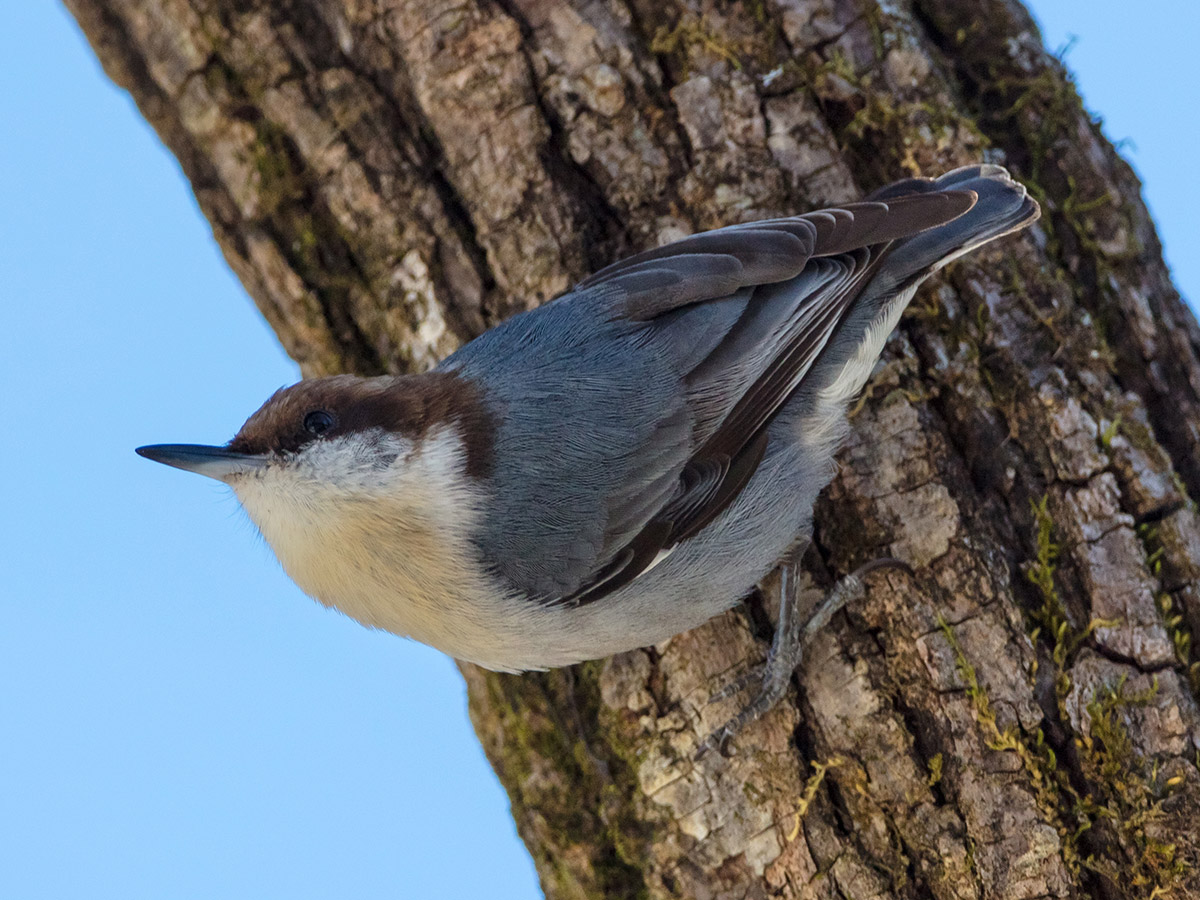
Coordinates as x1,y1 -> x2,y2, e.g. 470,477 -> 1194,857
65,0 -> 1200,896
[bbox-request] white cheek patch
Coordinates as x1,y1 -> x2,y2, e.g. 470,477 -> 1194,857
291,431 -> 416,492
227,425 -> 498,657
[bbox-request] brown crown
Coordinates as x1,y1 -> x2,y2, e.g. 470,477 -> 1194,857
227,372 -> 495,478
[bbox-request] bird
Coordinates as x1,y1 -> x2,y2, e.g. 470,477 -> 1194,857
137,164 -> 1039,755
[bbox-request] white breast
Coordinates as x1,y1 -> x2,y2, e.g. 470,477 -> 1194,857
231,427 -> 518,660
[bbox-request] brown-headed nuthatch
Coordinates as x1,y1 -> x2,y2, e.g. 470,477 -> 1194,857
138,165 -> 1038,754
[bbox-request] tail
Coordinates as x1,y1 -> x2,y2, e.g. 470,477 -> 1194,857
790,165 -> 1039,438
867,164 -> 1040,293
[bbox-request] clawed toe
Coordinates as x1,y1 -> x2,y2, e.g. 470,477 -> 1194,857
695,676 -> 790,760
694,725 -> 733,760
694,555 -> 912,761
705,665 -> 764,705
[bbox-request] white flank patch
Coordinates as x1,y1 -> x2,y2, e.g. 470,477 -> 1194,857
806,284 -> 920,445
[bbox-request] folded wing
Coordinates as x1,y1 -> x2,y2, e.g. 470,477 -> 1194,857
553,191 -> 976,604
445,170 -> 1038,605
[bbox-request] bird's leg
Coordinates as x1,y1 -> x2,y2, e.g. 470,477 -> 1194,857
696,556 -> 912,759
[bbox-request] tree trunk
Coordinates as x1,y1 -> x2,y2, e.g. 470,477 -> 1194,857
65,0 -> 1200,896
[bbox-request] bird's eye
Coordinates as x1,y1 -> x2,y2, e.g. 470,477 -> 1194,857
303,410 -> 336,436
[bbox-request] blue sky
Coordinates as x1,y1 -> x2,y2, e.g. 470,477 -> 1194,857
0,3 -> 1194,899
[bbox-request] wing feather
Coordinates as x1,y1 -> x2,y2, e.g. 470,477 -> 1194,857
452,188 -> 982,605
554,193 -> 977,605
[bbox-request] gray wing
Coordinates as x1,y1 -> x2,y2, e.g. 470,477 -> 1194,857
443,189 -> 977,603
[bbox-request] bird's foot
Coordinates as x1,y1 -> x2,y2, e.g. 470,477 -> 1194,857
695,557 -> 912,760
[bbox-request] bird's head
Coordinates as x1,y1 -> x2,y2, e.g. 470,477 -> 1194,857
136,372 -> 494,504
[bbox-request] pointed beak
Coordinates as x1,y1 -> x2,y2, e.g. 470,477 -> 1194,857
135,443 -> 268,482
